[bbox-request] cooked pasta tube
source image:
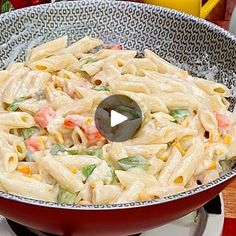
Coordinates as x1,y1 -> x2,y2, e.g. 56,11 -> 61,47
113,181 -> 145,204
66,36 -> 103,58
26,36 -> 68,62
145,185 -> 186,198
0,112 -> 35,128
35,154 -> 84,192
158,147 -> 182,186
92,181 -> 123,204
0,172 -> 57,201
0,147 -> 18,172
169,143 -> 205,186
29,54 -> 78,72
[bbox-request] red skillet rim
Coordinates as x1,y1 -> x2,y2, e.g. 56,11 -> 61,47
0,168 -> 235,210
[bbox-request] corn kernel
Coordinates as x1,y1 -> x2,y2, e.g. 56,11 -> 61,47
223,134 -> 232,145
87,117 -> 93,125
54,132 -> 64,144
158,156 -> 168,162
69,166 -> 78,174
17,166 -> 30,175
174,176 -> 184,184
139,193 -> 151,201
208,160 -> 217,170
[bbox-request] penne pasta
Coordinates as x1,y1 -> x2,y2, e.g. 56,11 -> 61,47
0,35 -> 232,205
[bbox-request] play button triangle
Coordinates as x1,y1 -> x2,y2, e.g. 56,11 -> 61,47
110,110 -> 128,127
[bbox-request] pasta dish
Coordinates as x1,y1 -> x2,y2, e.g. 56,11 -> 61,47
0,36 -> 235,205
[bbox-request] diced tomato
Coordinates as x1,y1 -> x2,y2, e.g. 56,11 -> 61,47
64,115 -> 87,129
64,115 -> 103,145
64,119 -> 75,129
85,126 -> 102,145
214,112 -> 231,131
25,136 -> 44,152
107,44 -> 122,50
34,106 -> 56,128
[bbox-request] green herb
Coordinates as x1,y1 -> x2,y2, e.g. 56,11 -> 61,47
7,97 -> 29,112
79,147 -> 103,158
85,57 -> 97,64
57,187 -> 76,204
22,127 -> 40,139
50,144 -> 65,155
115,105 -> 141,120
92,86 -> 110,91
169,109 -> 190,122
66,149 -> 81,155
35,90 -> 46,100
118,156 -> 150,170
81,164 -> 97,179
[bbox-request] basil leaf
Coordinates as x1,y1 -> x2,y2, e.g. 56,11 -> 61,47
7,97 -> 29,112
57,187 -> 76,204
92,86 -> 110,91
81,164 -> 97,179
115,105 -> 141,120
22,127 -> 40,139
50,144 -> 65,155
118,156 -> 150,170
170,109 -> 190,121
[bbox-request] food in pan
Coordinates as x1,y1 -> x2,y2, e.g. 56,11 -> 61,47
0,36 -> 235,205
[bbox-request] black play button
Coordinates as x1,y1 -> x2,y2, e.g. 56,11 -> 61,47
94,95 -> 142,142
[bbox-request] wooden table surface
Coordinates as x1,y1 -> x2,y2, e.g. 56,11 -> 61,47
222,179 -> 236,218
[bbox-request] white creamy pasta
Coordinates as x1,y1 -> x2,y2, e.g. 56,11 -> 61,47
0,36 -> 235,204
